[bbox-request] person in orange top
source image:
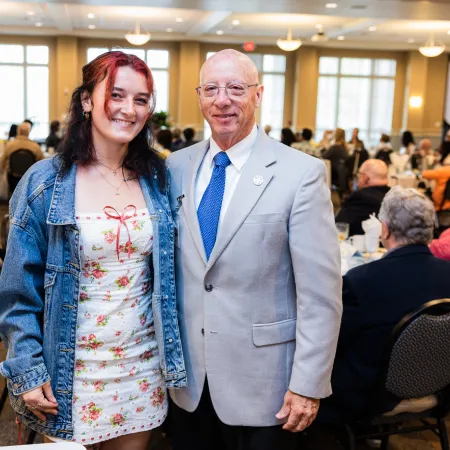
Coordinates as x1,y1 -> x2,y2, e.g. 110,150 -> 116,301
422,162 -> 450,211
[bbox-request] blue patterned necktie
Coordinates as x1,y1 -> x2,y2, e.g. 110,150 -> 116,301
197,151 -> 232,260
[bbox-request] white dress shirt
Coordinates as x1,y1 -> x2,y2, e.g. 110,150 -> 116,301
195,124 -> 258,229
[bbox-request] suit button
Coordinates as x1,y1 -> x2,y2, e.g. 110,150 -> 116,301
205,284 -> 213,292
201,328 -> 204,336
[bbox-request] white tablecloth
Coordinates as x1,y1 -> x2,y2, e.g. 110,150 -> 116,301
340,242 -> 386,275
388,173 -> 418,189
5,444 -> 86,449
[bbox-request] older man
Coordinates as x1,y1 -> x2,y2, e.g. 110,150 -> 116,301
335,159 -> 390,236
320,187 -> 450,423
411,138 -> 433,170
167,49 -> 342,449
0,122 -> 44,193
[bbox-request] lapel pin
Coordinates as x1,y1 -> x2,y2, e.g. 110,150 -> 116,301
253,175 -> 264,186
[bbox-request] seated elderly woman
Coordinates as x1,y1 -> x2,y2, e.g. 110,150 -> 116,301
318,186 -> 450,423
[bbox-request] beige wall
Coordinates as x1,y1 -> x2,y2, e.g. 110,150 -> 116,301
55,37 -> 79,120
0,34 -> 448,143
177,41 -> 202,129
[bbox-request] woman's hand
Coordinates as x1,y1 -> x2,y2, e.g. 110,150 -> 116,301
21,381 -> 58,421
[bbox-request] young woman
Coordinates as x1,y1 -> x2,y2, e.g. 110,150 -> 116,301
0,51 -> 186,449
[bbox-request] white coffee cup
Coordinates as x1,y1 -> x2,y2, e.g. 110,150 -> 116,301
349,235 -> 365,252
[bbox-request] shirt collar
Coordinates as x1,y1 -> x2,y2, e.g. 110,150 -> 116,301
208,124 -> 258,172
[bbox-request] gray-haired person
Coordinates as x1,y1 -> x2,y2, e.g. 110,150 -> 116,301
317,186 -> 450,424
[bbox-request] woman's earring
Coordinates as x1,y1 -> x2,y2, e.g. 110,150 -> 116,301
83,111 -> 90,120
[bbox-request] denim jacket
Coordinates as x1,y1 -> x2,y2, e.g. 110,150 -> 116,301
0,157 -> 186,439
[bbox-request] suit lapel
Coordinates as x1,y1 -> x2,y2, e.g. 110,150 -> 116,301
206,128 -> 276,272
182,141 -> 209,265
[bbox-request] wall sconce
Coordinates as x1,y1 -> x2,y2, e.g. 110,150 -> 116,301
409,96 -> 423,108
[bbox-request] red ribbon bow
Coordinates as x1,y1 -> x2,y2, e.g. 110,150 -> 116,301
103,205 -> 137,260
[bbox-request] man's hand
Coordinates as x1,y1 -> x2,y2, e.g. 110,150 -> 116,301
275,390 -> 320,432
21,381 -> 58,422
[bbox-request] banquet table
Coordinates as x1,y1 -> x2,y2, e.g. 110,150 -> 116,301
340,242 -> 386,275
388,173 -> 419,189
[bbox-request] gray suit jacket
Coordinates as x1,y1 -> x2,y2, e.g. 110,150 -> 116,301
167,126 -> 342,427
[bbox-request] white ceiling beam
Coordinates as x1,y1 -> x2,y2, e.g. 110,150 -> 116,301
327,18 -> 387,39
185,11 -> 232,36
40,3 -> 73,32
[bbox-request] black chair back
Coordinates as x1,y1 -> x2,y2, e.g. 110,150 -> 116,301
0,214 -> 10,255
384,299 -> 450,399
9,149 -> 36,177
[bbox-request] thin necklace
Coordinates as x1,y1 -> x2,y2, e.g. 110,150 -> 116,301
96,159 -> 123,176
93,165 -> 137,196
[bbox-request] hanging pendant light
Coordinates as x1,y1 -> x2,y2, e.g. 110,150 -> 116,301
419,34 -> 445,57
125,22 -> 151,46
277,28 -> 302,52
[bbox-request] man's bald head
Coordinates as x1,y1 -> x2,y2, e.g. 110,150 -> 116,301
358,159 -> 388,189
200,49 -> 259,85
419,138 -> 432,151
18,122 -> 31,137
197,48 -> 264,150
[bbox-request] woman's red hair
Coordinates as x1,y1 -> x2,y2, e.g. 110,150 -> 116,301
57,50 -> 165,189
84,51 -> 156,117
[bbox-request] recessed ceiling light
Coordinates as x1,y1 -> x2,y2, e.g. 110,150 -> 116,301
326,3 -> 338,8
87,13 -> 95,19
448,30 -> 450,35
35,21 -> 43,27
407,38 -> 415,43
88,24 -> 96,30
369,26 -> 377,31
232,19 -> 240,26
166,28 -> 173,33
337,35 -> 345,40
175,17 -> 183,23
216,30 -> 224,35
27,11 -> 35,16
315,24 -> 323,29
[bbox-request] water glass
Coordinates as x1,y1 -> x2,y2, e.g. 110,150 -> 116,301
336,222 -> 349,242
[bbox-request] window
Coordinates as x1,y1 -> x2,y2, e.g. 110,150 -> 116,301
203,52 -> 286,140
0,44 -> 49,140
260,55 -> 286,140
147,50 -> 169,113
316,57 -> 396,147
86,47 -> 170,113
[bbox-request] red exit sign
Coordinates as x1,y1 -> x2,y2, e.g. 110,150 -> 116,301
243,41 -> 256,52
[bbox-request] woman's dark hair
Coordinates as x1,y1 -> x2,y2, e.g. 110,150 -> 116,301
281,128 -> 296,147
50,120 -> 60,134
183,127 -> 195,141
8,124 -> 17,140
302,128 -> 313,141
401,130 -> 415,148
157,129 -> 172,150
23,119 -> 33,129
56,51 -> 165,190
380,133 -> 390,143
440,141 -> 450,164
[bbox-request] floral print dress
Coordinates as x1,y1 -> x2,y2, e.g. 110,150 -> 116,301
65,207 -> 168,445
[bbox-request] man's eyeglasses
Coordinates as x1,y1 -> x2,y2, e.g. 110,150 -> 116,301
195,82 -> 258,98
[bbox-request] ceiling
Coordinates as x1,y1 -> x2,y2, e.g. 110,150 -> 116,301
1,0 -> 450,51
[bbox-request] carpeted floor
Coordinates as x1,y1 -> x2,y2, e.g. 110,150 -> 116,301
0,369 -> 447,450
